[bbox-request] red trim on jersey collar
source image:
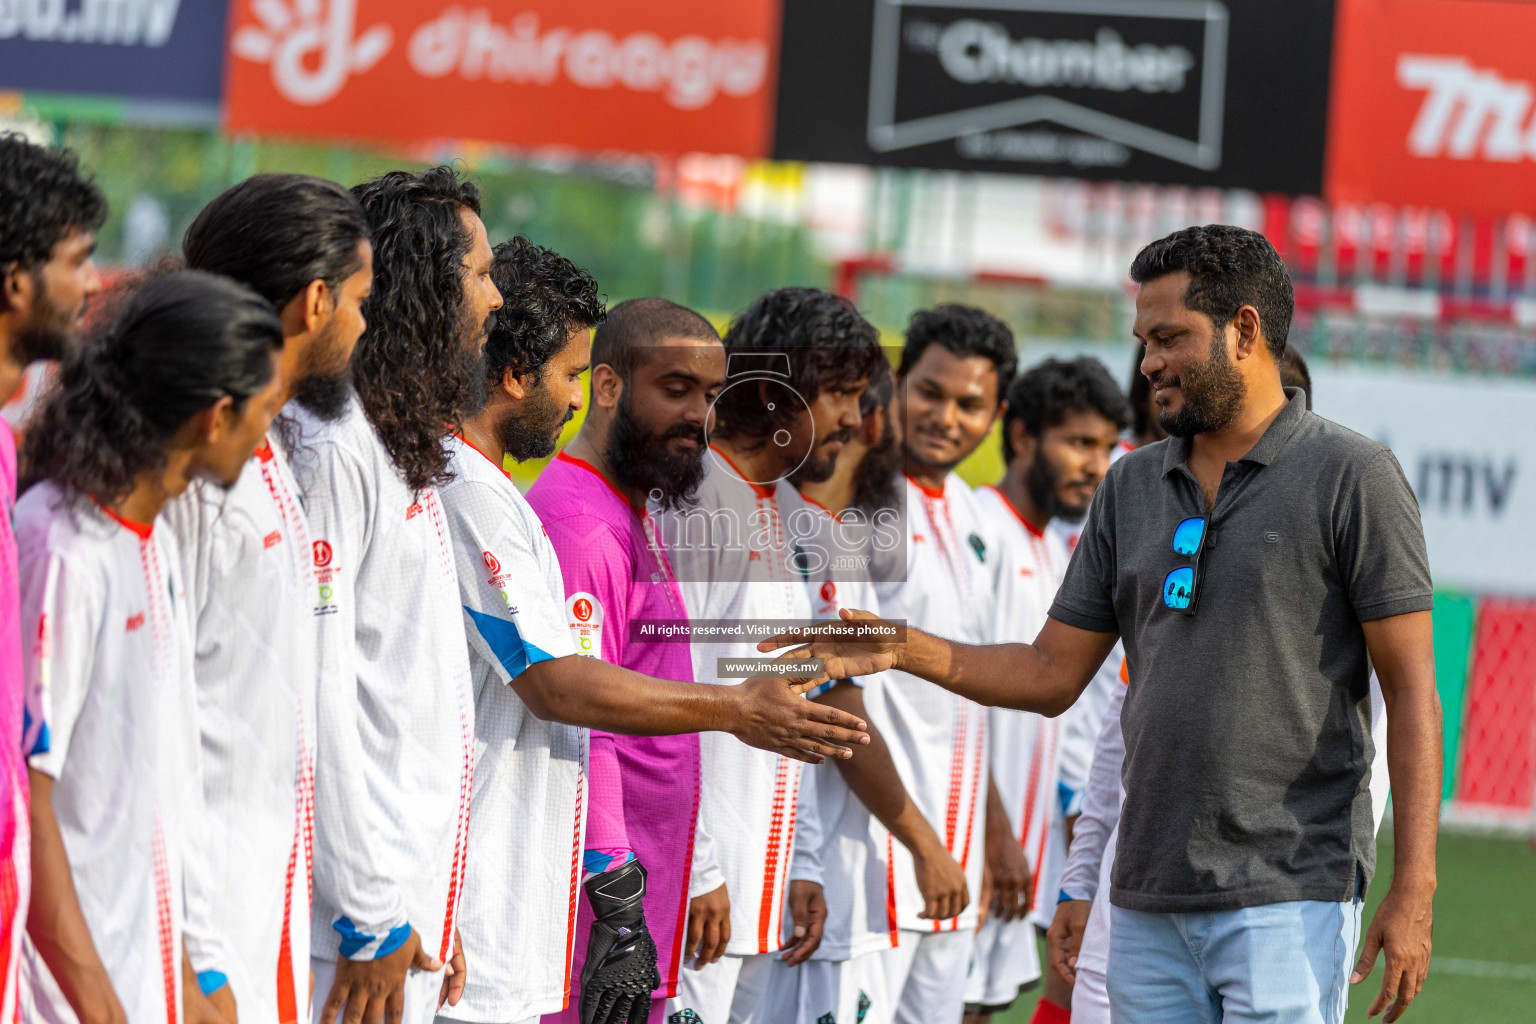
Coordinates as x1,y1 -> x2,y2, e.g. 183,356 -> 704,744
905,473 -> 946,500
984,484 -> 1046,538
99,503 -> 153,539
453,432 -> 512,480
709,445 -> 776,499
254,438 -> 276,464
555,451 -> 644,511
799,492 -> 835,517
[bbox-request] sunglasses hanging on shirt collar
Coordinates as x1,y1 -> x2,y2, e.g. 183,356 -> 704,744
1162,516 -> 1207,614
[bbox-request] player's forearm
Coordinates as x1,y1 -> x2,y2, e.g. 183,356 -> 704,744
27,772 -> 119,1022
815,683 -> 944,856
517,655 -> 749,735
1382,678 -> 1442,894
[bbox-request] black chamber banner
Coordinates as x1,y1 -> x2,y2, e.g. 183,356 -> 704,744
771,0 -> 1335,194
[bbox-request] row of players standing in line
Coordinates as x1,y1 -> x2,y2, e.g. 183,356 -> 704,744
0,138 -> 1366,1024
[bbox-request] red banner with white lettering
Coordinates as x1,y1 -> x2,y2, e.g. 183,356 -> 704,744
1326,0 -> 1536,216
223,0 -> 779,157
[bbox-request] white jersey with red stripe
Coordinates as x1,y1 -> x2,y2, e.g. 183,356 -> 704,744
162,436 -> 315,1022
662,450 -> 814,957
435,434 -> 586,1023
18,483 -> 196,1024
973,485 -> 1071,911
284,398 -> 476,968
793,555 -> 900,963
873,474 -> 998,934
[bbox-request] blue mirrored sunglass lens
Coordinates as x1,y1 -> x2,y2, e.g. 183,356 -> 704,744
1172,517 -> 1206,556
1163,566 -> 1196,610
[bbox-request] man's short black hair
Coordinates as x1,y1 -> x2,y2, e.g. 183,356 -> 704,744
898,303 -> 1017,403
485,236 -> 605,385
1001,357 -> 1132,463
1129,224 -> 1294,359
716,287 -> 885,444
0,133 -> 107,273
591,297 -> 719,383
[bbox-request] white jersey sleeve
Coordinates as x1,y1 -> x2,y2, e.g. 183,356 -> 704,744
301,438 -> 410,957
1059,675 -> 1126,903
689,817 -> 726,899
442,472 -> 576,679
21,524 -> 102,781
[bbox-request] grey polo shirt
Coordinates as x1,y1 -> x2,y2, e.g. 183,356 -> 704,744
1049,388 -> 1432,913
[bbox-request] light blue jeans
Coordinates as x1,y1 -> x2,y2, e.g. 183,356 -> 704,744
1106,894 -> 1364,1024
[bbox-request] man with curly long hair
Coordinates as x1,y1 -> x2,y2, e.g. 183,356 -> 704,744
0,132 -> 105,1023
659,287 -> 886,1024
285,165 -> 502,1024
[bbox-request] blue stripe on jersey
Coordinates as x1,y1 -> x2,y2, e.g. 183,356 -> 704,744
196,971 -> 229,995
464,606 -> 557,679
22,706 -> 48,757
334,917 -> 412,959
1058,780 -> 1080,818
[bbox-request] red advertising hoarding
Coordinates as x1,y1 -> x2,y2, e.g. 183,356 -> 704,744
1327,0 -> 1536,216
223,0 -> 780,158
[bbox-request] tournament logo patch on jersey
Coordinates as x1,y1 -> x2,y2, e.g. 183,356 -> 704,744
312,540 -> 333,567
482,550 -> 501,574
967,532 -> 987,563
566,591 -> 604,657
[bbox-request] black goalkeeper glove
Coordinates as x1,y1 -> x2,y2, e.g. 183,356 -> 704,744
579,858 -> 661,1024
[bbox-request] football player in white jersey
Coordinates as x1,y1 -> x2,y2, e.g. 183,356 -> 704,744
289,167 -> 502,1024
660,288 -> 887,1024
437,248 -> 867,1024
170,173 -> 374,1024
0,134 -> 106,1024
966,358 -> 1129,1024
19,272 -> 284,1024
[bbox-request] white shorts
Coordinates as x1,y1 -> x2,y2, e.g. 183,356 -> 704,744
1071,965 -> 1111,1024
312,955 -> 445,1024
754,948 -> 896,1024
963,915 -> 1042,1009
665,950 -> 774,1024
884,930 -> 974,1024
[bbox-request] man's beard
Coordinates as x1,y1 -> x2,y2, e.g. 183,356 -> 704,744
14,285 -> 82,364
446,312 -> 496,421
1024,448 -> 1087,523
607,389 -> 707,512
850,419 -> 902,516
288,318 -> 353,421
1154,334 -> 1246,438
498,373 -> 572,463
790,427 -> 856,486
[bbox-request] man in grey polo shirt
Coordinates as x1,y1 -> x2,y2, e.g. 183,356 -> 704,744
762,225 -> 1440,1024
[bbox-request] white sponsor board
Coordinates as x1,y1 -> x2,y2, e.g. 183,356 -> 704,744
1310,364 -> 1533,597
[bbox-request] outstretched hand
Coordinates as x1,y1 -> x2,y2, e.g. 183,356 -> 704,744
757,608 -> 904,681
730,674 -> 869,764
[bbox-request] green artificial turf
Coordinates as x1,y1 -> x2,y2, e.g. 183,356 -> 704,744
995,830 -> 1536,1023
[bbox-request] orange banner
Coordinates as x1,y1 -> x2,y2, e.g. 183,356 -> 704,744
223,0 -> 779,157
1327,0 -> 1536,216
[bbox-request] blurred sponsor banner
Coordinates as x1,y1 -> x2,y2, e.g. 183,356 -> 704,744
1310,364 -> 1534,596
0,0 -> 227,102
224,0 -> 778,157
772,0 -> 1335,193
1327,0 -> 1536,217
